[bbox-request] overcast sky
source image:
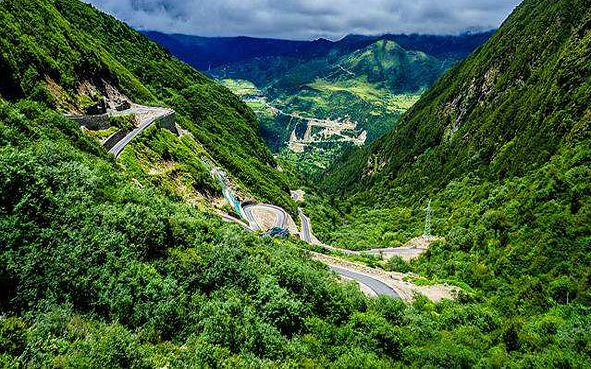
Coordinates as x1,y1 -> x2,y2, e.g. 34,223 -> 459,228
84,0 -> 522,40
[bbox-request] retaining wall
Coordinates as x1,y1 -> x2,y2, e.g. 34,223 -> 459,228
103,129 -> 128,150
157,111 -> 178,135
66,114 -> 111,130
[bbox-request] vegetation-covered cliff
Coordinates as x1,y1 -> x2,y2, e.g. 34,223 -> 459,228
324,0 -> 591,199
317,0 -> 591,350
0,0 -> 295,211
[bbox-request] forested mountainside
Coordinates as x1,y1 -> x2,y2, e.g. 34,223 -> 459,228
0,0 -> 295,212
315,0 -> 591,359
324,0 -> 591,199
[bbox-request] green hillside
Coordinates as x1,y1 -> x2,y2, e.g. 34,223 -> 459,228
268,39 -> 449,95
2,0 -> 591,366
325,0 -> 591,199
0,0 -> 295,212
319,0 -> 591,346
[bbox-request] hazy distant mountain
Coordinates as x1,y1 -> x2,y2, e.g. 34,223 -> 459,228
142,30 -> 494,71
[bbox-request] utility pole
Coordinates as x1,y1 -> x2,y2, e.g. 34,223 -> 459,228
424,199 -> 432,239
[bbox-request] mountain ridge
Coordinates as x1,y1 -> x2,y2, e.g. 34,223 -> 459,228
317,0 -> 591,316
323,0 -> 591,199
143,30 -> 495,71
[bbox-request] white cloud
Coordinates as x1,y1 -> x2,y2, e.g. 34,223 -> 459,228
84,0 -> 522,40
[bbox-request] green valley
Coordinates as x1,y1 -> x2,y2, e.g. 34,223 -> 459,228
315,0 -> 591,365
213,39 -> 477,180
1,0 -> 590,367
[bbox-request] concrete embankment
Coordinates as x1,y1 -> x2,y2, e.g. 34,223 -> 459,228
103,129 -> 129,150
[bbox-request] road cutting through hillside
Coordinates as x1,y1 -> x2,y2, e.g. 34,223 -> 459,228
296,209 -> 402,298
298,209 -> 430,261
109,105 -> 174,157
329,265 -> 399,297
214,177 -> 453,300
241,202 -> 401,298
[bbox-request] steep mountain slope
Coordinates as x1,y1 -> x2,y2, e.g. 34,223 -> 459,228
264,39 -> 448,96
211,39 -> 475,179
324,0 -> 591,198
145,32 -> 490,181
0,0 -> 295,211
321,0 -> 591,310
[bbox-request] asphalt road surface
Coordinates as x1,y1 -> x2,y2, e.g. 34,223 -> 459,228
299,210 -> 313,243
242,203 -> 286,231
329,266 -> 400,298
298,208 -> 401,298
108,106 -> 173,158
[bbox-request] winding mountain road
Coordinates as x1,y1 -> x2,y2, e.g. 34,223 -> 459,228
329,266 -> 399,297
214,179 -> 401,298
109,105 -> 174,158
297,208 -> 401,298
243,203 -> 287,231
298,209 -> 426,260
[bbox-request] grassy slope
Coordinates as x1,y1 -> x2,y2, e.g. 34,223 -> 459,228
0,0 -> 295,212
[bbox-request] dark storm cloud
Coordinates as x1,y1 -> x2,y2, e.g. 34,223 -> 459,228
84,0 -> 522,40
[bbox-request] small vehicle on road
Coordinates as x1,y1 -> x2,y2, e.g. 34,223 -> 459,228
261,227 -> 289,238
